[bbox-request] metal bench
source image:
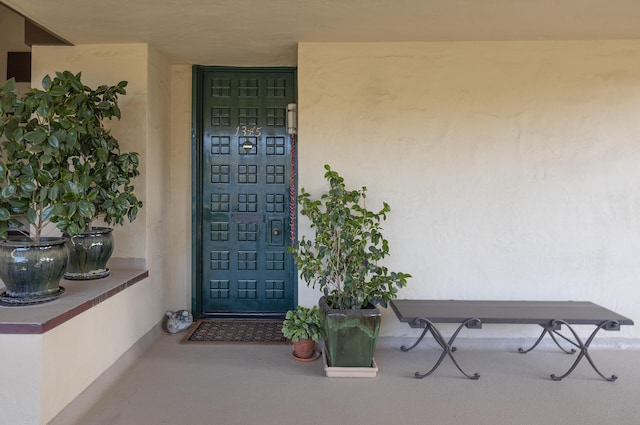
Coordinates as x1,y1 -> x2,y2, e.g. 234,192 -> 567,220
390,299 -> 634,381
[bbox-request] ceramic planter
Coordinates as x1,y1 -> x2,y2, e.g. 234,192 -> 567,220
0,237 -> 68,305
64,227 -> 114,280
319,296 -> 381,368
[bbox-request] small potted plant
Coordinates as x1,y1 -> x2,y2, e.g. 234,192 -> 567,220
0,76 -> 94,304
281,305 -> 323,361
290,165 -> 411,370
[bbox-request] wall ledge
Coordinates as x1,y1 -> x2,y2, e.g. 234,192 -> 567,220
0,258 -> 148,334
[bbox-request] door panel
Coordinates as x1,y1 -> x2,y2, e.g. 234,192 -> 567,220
195,67 -> 296,317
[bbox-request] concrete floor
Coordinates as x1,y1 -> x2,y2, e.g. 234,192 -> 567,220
66,333 -> 640,425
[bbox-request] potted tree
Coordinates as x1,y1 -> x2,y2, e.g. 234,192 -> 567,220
56,71 -> 142,280
290,165 -> 411,372
0,76 -> 95,304
281,305 -> 323,361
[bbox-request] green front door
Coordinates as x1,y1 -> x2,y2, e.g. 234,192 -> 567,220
193,67 -> 297,318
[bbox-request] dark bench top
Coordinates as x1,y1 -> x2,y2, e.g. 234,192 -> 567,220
390,300 -> 634,328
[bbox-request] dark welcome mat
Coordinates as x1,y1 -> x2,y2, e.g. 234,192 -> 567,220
181,320 -> 289,344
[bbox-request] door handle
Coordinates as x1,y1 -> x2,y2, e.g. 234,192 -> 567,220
269,219 -> 284,245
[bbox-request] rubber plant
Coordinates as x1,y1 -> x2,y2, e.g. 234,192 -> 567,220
36,71 -> 142,280
0,74 -> 101,304
0,72 -> 141,238
65,71 -> 142,230
0,75 -> 91,240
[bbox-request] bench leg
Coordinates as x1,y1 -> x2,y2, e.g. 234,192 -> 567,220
401,317 -> 481,380
547,319 -> 619,382
518,325 -> 576,355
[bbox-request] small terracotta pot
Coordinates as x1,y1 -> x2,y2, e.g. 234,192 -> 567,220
293,338 -> 316,360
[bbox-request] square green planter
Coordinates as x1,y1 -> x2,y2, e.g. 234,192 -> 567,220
319,297 -> 381,368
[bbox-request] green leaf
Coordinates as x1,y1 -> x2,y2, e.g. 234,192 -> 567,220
48,133 -> 60,148
78,199 -> 92,217
67,202 -> 77,217
48,184 -> 60,201
69,78 -> 84,92
50,86 -> 67,97
67,128 -> 78,145
24,130 -> 47,144
66,180 -> 83,195
50,203 -> 65,217
0,208 -> 10,221
26,208 -> 37,224
42,75 -> 52,90
1,184 -> 16,198
2,78 -> 16,92
19,181 -> 37,193
38,188 -> 48,202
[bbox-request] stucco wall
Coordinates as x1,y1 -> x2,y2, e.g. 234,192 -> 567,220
28,44 -> 166,424
0,4 -> 30,95
0,334 -> 41,425
40,278 -> 152,423
168,65 -> 194,309
297,41 -> 640,339
146,46 -> 172,311
3,38 -> 640,424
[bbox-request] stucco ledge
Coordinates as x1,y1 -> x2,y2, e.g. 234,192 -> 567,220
0,258 -> 148,334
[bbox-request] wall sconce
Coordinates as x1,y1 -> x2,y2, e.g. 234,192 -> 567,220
287,103 -> 297,135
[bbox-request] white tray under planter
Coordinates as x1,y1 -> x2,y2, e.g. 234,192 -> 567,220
322,349 -> 378,378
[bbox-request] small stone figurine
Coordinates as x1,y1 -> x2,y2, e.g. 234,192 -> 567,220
164,310 -> 193,334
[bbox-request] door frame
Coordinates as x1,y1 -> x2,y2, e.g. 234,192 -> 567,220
191,65 -> 298,319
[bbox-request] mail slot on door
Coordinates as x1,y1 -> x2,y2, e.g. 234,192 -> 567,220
269,218 -> 284,246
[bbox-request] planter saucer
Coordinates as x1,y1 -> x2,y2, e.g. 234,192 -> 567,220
64,268 -> 110,280
292,350 -> 321,362
0,287 -> 65,306
322,349 -> 378,378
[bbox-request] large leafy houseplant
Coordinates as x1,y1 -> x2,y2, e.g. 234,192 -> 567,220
0,75 -> 99,303
0,72 -> 141,239
0,72 -> 143,301
31,71 -> 141,280
65,71 -> 142,230
0,75 -> 92,240
290,164 -> 410,369
291,164 -> 411,310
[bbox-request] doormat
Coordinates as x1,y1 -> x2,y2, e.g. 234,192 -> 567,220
181,320 -> 289,344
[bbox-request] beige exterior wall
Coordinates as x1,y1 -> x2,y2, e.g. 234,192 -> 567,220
0,3 -> 30,95
28,44 -> 164,424
297,41 -> 640,339
2,39 -> 640,424
168,65 -> 194,309
40,278 -> 153,423
0,334 -> 41,425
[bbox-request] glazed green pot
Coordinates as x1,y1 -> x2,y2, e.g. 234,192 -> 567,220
319,296 -> 381,367
64,227 -> 114,280
0,237 -> 68,305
